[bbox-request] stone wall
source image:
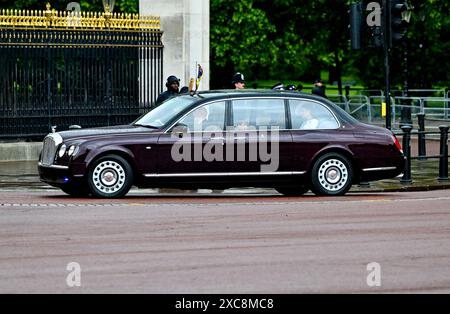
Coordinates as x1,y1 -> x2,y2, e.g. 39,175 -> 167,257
140,0 -> 210,92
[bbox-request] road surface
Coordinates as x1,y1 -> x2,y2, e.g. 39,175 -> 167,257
0,189 -> 450,293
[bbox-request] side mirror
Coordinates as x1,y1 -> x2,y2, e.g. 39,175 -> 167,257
171,123 -> 189,138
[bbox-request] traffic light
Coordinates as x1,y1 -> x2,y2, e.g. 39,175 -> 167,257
389,0 -> 412,47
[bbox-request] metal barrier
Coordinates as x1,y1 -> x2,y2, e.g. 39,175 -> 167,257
344,93 -> 450,131
396,124 -> 449,184
357,89 -> 384,97
327,94 -> 349,112
347,95 -> 371,122
407,89 -> 446,98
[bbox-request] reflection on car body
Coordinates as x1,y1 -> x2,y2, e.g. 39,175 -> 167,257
38,90 -> 405,198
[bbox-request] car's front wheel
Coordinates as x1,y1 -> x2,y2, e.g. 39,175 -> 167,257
87,155 -> 134,198
310,153 -> 353,196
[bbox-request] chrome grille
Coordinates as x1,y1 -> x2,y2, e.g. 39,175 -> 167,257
40,133 -> 63,166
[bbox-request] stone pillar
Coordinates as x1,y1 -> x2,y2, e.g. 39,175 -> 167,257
140,0 -> 210,92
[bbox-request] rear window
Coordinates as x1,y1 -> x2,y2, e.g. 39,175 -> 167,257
290,99 -> 339,129
231,98 -> 286,130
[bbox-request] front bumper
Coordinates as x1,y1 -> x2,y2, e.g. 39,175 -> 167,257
38,162 -> 85,187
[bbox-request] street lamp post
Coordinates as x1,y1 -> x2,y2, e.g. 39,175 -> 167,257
382,0 -> 392,129
400,38 -> 412,126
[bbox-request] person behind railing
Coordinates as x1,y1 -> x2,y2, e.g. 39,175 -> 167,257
155,75 -> 181,107
311,78 -> 327,99
179,86 -> 189,94
232,72 -> 246,89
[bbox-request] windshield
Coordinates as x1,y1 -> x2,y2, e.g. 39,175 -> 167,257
133,96 -> 197,128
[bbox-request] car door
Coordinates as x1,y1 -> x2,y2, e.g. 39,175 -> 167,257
227,98 -> 293,174
289,99 -> 340,172
156,101 -> 228,175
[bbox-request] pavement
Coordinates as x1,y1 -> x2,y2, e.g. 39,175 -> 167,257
0,136 -> 449,194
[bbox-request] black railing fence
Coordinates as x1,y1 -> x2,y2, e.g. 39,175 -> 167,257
0,6 -> 163,140
396,123 -> 449,184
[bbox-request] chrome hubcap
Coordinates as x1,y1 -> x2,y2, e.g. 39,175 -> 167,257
318,159 -> 348,192
92,161 -> 126,194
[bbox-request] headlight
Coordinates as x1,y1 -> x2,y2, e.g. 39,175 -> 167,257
58,144 -> 67,158
67,145 -> 79,157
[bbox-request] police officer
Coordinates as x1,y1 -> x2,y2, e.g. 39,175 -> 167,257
311,79 -> 327,98
156,75 -> 181,106
232,72 -> 246,89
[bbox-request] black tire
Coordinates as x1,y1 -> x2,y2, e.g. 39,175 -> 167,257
87,154 -> 134,198
61,184 -> 90,197
310,153 -> 353,196
275,186 -> 309,196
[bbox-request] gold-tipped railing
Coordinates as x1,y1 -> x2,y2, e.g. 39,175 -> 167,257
0,3 -> 160,31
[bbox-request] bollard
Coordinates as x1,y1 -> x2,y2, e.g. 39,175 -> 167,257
417,113 -> 426,160
438,125 -> 449,182
400,125 -> 413,184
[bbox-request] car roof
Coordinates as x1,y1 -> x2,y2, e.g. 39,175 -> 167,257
189,89 -> 338,105
195,89 -> 313,98
184,89 -> 359,126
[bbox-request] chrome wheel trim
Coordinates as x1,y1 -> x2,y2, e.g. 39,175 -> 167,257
317,159 -> 348,192
92,161 -> 126,194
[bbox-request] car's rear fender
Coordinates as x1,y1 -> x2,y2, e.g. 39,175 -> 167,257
308,145 -> 360,181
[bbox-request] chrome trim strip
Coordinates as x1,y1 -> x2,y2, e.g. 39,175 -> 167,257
38,162 -> 69,170
143,171 -> 305,178
362,167 -> 397,172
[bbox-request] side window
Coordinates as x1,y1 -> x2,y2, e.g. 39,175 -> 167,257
231,99 -> 286,130
177,101 -> 226,132
290,100 -> 339,130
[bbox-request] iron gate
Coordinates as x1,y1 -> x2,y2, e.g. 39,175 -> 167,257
0,4 -> 163,139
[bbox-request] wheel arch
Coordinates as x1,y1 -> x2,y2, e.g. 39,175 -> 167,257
85,147 -> 138,179
309,146 -> 360,182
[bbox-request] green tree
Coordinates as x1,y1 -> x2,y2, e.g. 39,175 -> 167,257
210,0 -> 278,88
348,0 -> 450,91
211,0 -> 353,92
260,0 -> 351,93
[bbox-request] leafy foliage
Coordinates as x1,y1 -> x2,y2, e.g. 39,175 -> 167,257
211,0 -> 449,90
2,0 -> 449,90
210,0 -> 278,88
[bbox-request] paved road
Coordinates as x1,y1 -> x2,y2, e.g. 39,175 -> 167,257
1,189 -> 450,293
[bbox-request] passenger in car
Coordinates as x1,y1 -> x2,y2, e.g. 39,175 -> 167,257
295,105 -> 319,129
192,106 -> 209,131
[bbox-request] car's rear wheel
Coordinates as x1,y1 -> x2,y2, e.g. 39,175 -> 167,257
311,153 -> 353,196
275,185 -> 309,196
87,155 -> 134,198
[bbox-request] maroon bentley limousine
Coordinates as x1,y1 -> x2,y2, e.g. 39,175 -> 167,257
38,90 -> 405,198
